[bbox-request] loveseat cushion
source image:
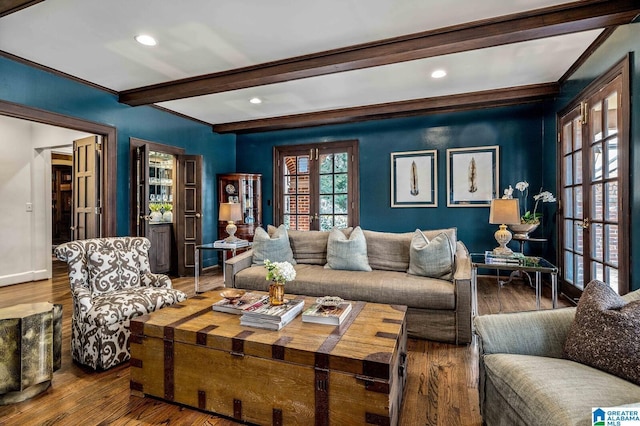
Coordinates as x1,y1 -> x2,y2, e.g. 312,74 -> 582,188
235,264 -> 455,310
252,225 -> 296,265
286,228 -> 352,265
84,287 -> 187,326
483,353 -> 640,425
407,230 -> 454,280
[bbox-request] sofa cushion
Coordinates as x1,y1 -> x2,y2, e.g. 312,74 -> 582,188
252,225 -> 296,266
326,226 -> 372,271
235,264 -> 455,310
563,280 -> 640,385
285,227 -> 352,265
407,230 -> 454,280
483,354 -> 640,425
87,249 -> 140,295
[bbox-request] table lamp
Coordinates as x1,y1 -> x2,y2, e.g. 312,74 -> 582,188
219,202 -> 242,242
489,198 -> 520,255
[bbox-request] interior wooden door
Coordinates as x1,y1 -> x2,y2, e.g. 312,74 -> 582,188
132,144 -> 149,237
72,136 -> 101,240
176,154 -> 202,276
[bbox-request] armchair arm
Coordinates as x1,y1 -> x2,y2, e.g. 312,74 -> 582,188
474,307 -> 576,358
453,242 -> 472,344
224,249 -> 254,288
141,272 -> 172,288
71,286 -> 93,319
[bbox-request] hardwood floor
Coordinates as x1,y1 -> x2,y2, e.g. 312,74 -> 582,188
0,261 -> 570,425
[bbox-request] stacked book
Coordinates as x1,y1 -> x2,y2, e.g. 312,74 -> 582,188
302,302 -> 352,325
240,299 -> 305,331
212,292 -> 269,315
213,239 -> 249,249
484,251 -> 525,265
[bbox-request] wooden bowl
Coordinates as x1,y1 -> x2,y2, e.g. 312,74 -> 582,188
220,289 -> 246,303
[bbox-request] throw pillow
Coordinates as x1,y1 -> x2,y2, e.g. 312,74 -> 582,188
325,226 -> 372,271
407,230 -> 454,280
563,280 -> 640,385
87,249 -> 140,295
251,225 -> 296,265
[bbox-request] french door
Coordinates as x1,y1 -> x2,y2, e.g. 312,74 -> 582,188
274,140 -> 359,230
558,57 -> 629,297
72,136 -> 101,240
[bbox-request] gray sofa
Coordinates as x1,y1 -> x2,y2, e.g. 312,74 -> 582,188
474,288 -> 640,426
225,227 -> 472,344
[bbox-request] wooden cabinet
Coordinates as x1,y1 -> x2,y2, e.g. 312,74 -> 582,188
217,173 -> 262,241
147,223 -> 174,273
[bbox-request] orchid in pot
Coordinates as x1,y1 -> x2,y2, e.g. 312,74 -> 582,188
264,259 -> 296,306
502,181 -> 556,237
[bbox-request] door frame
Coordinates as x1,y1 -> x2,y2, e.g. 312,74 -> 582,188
0,99 -> 117,236
556,54 -> 631,297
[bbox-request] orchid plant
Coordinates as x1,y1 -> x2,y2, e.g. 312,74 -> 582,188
264,259 -> 296,284
502,181 -> 556,224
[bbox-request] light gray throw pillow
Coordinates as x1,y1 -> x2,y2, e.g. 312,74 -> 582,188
406,230 -> 454,280
325,226 -> 372,271
251,225 -> 296,265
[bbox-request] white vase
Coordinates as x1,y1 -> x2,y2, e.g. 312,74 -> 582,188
163,211 -> 173,222
150,211 -> 162,222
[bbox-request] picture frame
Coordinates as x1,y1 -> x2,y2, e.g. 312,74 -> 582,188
390,149 -> 437,208
446,146 -> 499,207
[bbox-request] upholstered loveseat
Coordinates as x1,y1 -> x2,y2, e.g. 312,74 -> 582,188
474,285 -> 640,426
54,237 -> 187,369
226,226 -> 472,344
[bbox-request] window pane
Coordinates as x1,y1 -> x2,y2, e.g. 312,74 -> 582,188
284,156 -> 296,175
574,186 -> 583,218
605,182 -> 618,221
335,174 -> 347,193
591,103 -> 602,142
606,138 -> 618,178
605,225 -> 618,266
320,195 -> 333,214
283,214 -> 291,228
298,157 -> 309,173
564,187 -> 573,217
334,215 -> 348,228
564,220 -> 574,249
591,222 -> 603,261
563,122 -> 573,155
575,255 -> 584,290
297,195 -> 310,214
298,174 -> 310,194
284,176 -> 296,194
607,267 -> 619,294
575,225 -> 583,255
591,184 -> 602,220
593,262 -> 604,282
320,154 -> 333,174
565,251 -> 574,284
574,151 -> 582,184
605,92 -> 618,137
334,194 -> 348,214
573,117 -> 582,151
319,175 -> 333,194
334,153 -> 348,172
592,143 -> 603,181
320,215 -> 333,231
564,155 -> 573,186
283,195 -> 292,213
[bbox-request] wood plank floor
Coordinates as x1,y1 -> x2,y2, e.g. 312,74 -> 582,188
0,261 -> 570,425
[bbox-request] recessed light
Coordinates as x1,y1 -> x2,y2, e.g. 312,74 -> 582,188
135,34 -> 157,46
431,69 -> 447,79
249,97 -> 262,104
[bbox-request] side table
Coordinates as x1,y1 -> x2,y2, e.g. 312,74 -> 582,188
512,235 -> 547,254
0,302 -> 62,405
194,241 -> 251,293
470,253 -> 558,320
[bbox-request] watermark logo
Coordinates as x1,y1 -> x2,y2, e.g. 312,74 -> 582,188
593,407 -> 640,426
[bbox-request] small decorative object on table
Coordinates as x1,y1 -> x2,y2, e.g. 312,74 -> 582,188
264,259 -> 296,306
502,181 -> 556,238
302,296 -> 353,325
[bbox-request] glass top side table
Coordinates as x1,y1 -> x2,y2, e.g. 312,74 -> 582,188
470,252 -> 558,319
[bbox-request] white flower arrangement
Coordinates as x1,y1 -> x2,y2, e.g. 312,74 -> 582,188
264,259 -> 296,283
502,181 -> 556,224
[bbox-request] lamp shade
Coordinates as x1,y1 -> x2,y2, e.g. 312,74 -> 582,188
489,199 -> 520,225
219,202 -> 242,222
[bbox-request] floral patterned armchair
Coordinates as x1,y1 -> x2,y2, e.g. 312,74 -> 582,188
54,237 -> 187,370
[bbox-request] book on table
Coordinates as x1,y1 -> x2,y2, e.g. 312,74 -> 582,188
213,239 -> 249,249
302,302 -> 352,325
240,299 -> 305,330
484,250 -> 524,264
212,292 -> 269,315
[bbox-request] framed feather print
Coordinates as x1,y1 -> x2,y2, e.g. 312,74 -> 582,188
390,150 -> 437,207
446,146 -> 499,207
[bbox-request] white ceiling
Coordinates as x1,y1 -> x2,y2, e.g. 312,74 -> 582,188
0,0 -> 626,129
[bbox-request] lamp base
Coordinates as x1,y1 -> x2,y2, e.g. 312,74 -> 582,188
224,222 -> 240,242
493,224 -> 513,255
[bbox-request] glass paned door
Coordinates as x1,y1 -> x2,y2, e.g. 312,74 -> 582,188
276,141 -> 359,231
559,71 -> 627,296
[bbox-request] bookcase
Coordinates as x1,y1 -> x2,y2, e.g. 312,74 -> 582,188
217,173 -> 262,241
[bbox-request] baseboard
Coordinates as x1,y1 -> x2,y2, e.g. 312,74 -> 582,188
0,269 -> 49,287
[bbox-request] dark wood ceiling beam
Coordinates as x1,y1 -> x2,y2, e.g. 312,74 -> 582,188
0,0 -> 45,18
213,83 -> 559,134
119,0 -> 639,106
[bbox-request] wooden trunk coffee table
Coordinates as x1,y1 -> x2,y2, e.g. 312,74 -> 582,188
130,291 -> 407,425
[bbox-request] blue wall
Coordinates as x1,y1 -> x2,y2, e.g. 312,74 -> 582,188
0,55 -> 235,266
237,104 -> 550,254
